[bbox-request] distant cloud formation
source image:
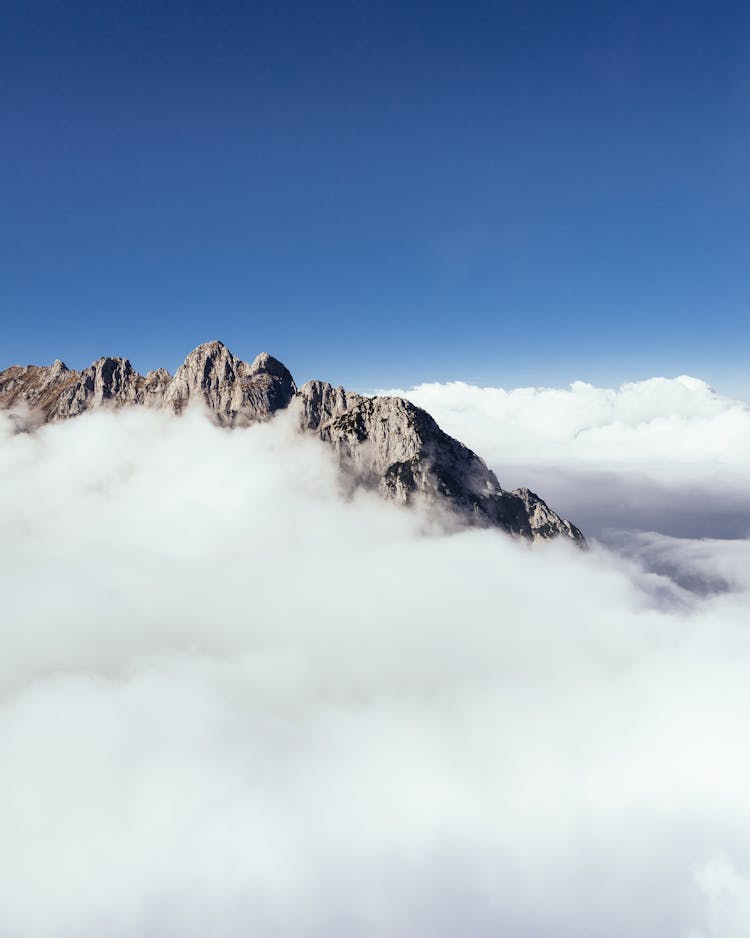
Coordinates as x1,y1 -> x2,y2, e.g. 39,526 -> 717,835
384,375 -> 747,462
385,375 -> 750,541
1,394 -> 749,937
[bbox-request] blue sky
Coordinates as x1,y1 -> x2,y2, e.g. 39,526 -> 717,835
2,0 -> 749,392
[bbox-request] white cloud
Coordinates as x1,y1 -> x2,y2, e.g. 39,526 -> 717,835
1,403 -> 749,936
383,376 -> 750,540
693,858 -> 750,938
381,375 -> 750,468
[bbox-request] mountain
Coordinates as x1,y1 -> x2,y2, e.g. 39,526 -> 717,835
0,341 -> 584,544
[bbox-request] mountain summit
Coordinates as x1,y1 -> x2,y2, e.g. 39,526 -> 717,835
0,341 -> 584,544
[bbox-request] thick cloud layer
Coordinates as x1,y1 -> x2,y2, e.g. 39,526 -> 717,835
1,400 -> 749,937
385,376 -> 750,541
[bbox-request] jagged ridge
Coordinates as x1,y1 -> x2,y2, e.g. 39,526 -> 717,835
0,341 -> 584,544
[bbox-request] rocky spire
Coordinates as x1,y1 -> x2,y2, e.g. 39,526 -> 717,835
53,357 -> 141,417
163,340 -> 296,424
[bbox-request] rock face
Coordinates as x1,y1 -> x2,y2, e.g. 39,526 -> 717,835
0,357 -> 171,423
0,341 -> 584,544
163,341 -> 296,424
293,381 -> 583,541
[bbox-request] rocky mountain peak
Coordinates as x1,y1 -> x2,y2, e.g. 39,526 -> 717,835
163,341 -> 296,423
0,341 -> 583,544
194,338 -> 226,353
249,351 -> 293,379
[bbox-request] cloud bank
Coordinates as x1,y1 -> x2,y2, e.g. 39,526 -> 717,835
385,376 -> 750,540
1,397 -> 749,937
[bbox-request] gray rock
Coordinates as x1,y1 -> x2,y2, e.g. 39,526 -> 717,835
0,359 -> 80,423
293,381 -> 584,543
0,341 -> 584,543
512,487 -> 584,543
52,357 -> 143,417
163,340 -> 296,424
0,356 -> 173,423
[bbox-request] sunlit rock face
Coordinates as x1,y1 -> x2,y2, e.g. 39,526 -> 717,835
0,341 -> 584,544
163,341 -> 297,424
0,356 -> 171,423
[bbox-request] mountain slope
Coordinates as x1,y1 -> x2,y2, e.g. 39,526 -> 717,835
0,341 -> 584,543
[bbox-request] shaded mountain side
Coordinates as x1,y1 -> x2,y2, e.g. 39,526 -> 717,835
0,341 -> 584,544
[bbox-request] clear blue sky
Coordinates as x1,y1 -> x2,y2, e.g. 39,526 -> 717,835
2,0 -> 749,391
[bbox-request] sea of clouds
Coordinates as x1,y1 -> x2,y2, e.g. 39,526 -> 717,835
1,375 -> 749,937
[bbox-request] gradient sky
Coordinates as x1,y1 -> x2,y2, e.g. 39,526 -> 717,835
2,0 -> 749,391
